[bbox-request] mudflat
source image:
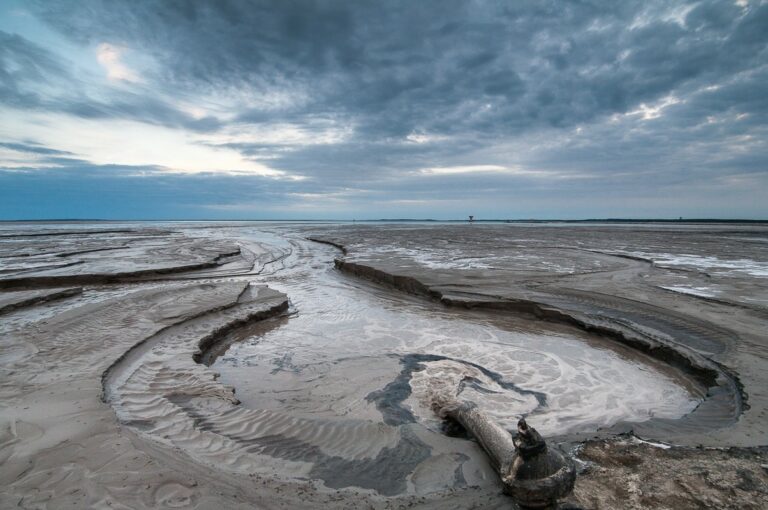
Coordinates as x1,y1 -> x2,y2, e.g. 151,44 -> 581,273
1,222 -> 767,509
307,222 -> 768,507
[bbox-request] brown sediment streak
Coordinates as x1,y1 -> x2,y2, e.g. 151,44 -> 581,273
0,248 -> 241,290
579,248 -> 714,277
577,248 -> 655,264
656,285 -> 767,314
332,256 -> 745,442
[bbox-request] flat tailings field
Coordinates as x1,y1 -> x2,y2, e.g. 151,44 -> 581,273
1,221 -> 767,509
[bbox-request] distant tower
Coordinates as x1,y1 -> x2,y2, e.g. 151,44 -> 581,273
469,215 -> 474,223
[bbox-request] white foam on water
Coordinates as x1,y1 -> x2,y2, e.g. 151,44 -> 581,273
404,337 -> 699,437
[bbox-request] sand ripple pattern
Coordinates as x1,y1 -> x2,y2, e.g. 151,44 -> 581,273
105,283 -> 449,496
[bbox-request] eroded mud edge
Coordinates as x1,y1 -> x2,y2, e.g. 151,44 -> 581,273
100,284 -> 289,404
307,236 -> 349,255
0,286 -> 83,314
0,248 -> 242,290
191,299 -> 290,366
332,257 -> 745,443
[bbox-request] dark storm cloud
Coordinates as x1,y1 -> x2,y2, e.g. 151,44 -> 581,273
30,1 -> 767,138
3,1 -> 767,218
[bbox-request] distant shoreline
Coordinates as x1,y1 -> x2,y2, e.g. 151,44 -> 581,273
1,218 -> 767,224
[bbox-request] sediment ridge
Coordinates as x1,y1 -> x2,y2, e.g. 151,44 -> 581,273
0,286 -> 83,314
0,248 -> 242,290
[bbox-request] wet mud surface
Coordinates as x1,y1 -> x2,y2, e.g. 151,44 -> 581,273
309,223 -> 768,446
1,221 -> 767,508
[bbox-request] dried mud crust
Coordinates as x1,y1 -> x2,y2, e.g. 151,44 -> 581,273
566,438 -> 768,510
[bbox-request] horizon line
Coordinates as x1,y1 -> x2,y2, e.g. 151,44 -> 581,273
1,218 -> 767,224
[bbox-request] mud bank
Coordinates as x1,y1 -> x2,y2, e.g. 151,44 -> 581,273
307,223 -> 768,447
0,281 -> 275,508
0,226 -> 519,508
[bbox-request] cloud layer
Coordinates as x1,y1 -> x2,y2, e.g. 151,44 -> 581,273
1,0 -> 766,218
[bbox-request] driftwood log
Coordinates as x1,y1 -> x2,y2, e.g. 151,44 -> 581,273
438,400 -> 576,508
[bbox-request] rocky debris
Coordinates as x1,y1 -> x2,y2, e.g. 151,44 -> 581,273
567,437 -> 768,510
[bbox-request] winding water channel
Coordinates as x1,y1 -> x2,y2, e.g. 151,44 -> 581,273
187,226 -> 702,494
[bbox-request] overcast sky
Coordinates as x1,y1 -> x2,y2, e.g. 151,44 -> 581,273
0,0 -> 766,220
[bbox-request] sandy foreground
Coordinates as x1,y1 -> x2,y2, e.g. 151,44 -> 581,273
1,222 -> 767,509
